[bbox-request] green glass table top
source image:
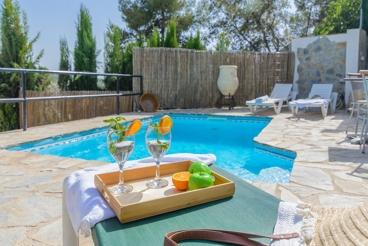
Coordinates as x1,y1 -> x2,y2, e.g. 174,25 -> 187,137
92,165 -> 281,246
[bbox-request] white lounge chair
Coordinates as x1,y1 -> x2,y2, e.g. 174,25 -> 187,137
245,84 -> 297,114
288,84 -> 338,117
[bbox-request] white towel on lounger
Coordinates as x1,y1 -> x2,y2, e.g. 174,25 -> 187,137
255,95 -> 269,103
65,153 -> 216,237
292,99 -> 329,109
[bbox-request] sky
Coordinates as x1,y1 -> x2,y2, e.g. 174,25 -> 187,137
14,0 -> 298,74
16,0 -> 123,73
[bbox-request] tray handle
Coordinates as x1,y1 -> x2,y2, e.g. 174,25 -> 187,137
101,189 -> 111,203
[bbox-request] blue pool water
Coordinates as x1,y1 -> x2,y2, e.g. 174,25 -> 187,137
8,114 -> 295,183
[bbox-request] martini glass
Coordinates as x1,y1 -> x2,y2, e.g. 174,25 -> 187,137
145,125 -> 171,188
106,128 -> 135,194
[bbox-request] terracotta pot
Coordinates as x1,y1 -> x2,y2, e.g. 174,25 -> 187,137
217,65 -> 239,96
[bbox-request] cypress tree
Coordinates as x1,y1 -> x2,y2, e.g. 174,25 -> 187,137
215,32 -> 230,51
71,4 -> 100,91
0,0 -> 47,131
150,27 -> 161,47
104,23 -> 124,91
58,36 -> 71,90
193,29 -> 204,50
186,29 -> 205,50
186,33 -> 194,49
164,20 -> 179,48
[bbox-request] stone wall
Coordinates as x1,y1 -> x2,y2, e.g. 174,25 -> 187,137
295,37 -> 345,98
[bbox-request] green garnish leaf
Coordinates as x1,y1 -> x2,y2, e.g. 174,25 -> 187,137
103,116 -> 128,155
157,139 -> 169,150
150,122 -> 169,150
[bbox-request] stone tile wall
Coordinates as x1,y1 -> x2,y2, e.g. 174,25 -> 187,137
296,37 -> 345,98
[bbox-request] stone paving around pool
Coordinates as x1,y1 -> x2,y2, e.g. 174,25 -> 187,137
0,107 -> 367,245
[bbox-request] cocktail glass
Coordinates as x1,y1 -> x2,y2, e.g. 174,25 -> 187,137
145,125 -> 171,188
106,128 -> 135,194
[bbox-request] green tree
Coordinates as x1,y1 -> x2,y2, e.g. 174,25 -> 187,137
186,33 -> 195,49
71,4 -> 100,91
149,27 -> 161,47
215,32 -> 230,51
197,0 -> 291,52
27,66 -> 51,91
164,20 -> 179,48
186,29 -> 205,50
118,0 -> 193,46
136,34 -> 147,48
58,36 -> 71,90
122,42 -> 134,76
104,23 -> 124,91
0,103 -> 17,132
0,0 -> 48,131
289,0 -> 333,37
314,0 -> 361,35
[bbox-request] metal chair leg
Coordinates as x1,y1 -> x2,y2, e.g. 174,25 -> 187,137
361,119 -> 367,153
346,107 -> 355,134
360,110 -> 368,153
355,104 -> 363,135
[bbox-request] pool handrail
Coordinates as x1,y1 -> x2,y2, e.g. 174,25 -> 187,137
0,67 -> 143,131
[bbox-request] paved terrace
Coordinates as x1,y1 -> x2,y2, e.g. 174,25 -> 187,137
0,107 -> 367,245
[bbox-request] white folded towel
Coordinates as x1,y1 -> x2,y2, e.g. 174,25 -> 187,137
292,99 -> 329,109
65,153 -> 216,237
255,95 -> 269,103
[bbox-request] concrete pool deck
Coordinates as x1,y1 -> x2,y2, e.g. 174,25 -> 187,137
0,107 -> 367,245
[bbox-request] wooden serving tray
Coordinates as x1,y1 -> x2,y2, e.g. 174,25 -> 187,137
94,160 -> 235,223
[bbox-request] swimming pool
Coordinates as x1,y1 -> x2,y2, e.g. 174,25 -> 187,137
8,114 -> 295,183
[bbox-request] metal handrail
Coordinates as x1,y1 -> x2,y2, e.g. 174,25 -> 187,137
0,68 -> 143,131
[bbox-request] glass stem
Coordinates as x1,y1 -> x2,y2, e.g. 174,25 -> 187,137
154,159 -> 160,181
118,161 -> 125,186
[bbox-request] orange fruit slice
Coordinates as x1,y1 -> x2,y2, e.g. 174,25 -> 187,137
159,115 -> 173,134
125,119 -> 141,136
172,171 -> 191,191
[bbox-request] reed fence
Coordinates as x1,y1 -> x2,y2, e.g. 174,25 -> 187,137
19,91 -> 133,128
17,48 -> 294,128
133,48 -> 294,109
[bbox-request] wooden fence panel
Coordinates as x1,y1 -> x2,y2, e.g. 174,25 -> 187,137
19,91 -> 133,128
133,48 -> 295,109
